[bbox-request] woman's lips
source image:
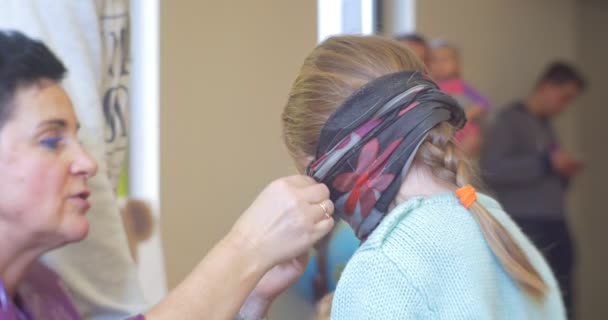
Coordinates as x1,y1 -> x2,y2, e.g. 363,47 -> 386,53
68,190 -> 91,212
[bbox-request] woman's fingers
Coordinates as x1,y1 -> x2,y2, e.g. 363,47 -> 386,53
303,199 -> 335,223
300,182 -> 330,204
282,174 -> 317,187
232,175 -> 337,268
312,216 -> 335,241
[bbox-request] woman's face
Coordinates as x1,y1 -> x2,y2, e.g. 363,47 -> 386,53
0,80 -> 97,247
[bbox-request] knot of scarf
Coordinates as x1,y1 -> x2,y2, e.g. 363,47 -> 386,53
306,71 -> 466,240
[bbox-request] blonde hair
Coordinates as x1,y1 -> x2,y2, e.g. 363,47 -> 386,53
282,35 -> 547,300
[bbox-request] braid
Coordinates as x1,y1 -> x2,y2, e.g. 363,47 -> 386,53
418,123 -> 472,188
418,122 -> 548,300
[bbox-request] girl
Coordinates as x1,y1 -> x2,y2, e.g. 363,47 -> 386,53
282,35 -> 565,319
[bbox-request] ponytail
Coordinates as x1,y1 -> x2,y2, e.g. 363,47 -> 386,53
420,123 -> 547,299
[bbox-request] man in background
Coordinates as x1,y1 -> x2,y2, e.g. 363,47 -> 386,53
481,61 -> 586,317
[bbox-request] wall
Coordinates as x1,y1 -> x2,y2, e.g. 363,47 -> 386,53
159,1 -> 317,318
574,1 -> 608,319
416,0 -> 577,112
415,0 -> 581,222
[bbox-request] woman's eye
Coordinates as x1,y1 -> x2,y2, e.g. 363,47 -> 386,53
40,136 -> 64,150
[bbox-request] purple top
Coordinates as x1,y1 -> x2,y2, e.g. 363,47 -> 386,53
0,263 -> 144,320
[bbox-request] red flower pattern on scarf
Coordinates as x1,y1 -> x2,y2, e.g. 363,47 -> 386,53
332,137 -> 403,217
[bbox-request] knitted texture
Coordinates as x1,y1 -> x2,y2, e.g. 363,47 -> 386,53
331,193 -> 566,319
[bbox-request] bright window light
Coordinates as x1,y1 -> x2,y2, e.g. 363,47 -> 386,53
318,0 -> 376,42
130,0 -> 166,304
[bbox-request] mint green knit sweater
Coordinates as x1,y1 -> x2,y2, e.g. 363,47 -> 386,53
331,192 -> 566,319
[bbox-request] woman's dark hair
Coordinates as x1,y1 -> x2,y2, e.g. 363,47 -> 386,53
0,30 -> 66,129
537,61 -> 586,91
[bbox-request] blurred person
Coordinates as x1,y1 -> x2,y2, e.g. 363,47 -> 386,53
429,39 -> 490,157
282,35 -> 566,319
0,1 -> 145,318
0,30 -> 335,320
395,33 -> 429,66
481,61 -> 586,317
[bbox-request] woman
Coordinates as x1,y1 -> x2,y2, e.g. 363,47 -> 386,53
0,31 -> 334,319
0,2 -> 150,316
282,35 -> 565,319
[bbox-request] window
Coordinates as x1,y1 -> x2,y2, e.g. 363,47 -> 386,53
317,0 -> 416,41
317,0 -> 377,42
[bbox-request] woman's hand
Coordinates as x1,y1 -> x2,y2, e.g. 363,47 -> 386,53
254,253 -> 309,301
229,175 -> 335,269
146,175 -> 334,320
239,254 -> 310,318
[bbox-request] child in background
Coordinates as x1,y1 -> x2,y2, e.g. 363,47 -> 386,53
430,40 -> 490,156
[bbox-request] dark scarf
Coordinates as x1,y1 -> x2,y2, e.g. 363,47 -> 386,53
306,71 -> 466,240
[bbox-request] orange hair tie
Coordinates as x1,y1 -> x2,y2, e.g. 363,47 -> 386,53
455,185 -> 477,209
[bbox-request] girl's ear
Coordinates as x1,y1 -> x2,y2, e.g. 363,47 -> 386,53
295,154 -> 315,174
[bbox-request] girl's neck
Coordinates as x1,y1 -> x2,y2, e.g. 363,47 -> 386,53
391,163 -> 453,208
